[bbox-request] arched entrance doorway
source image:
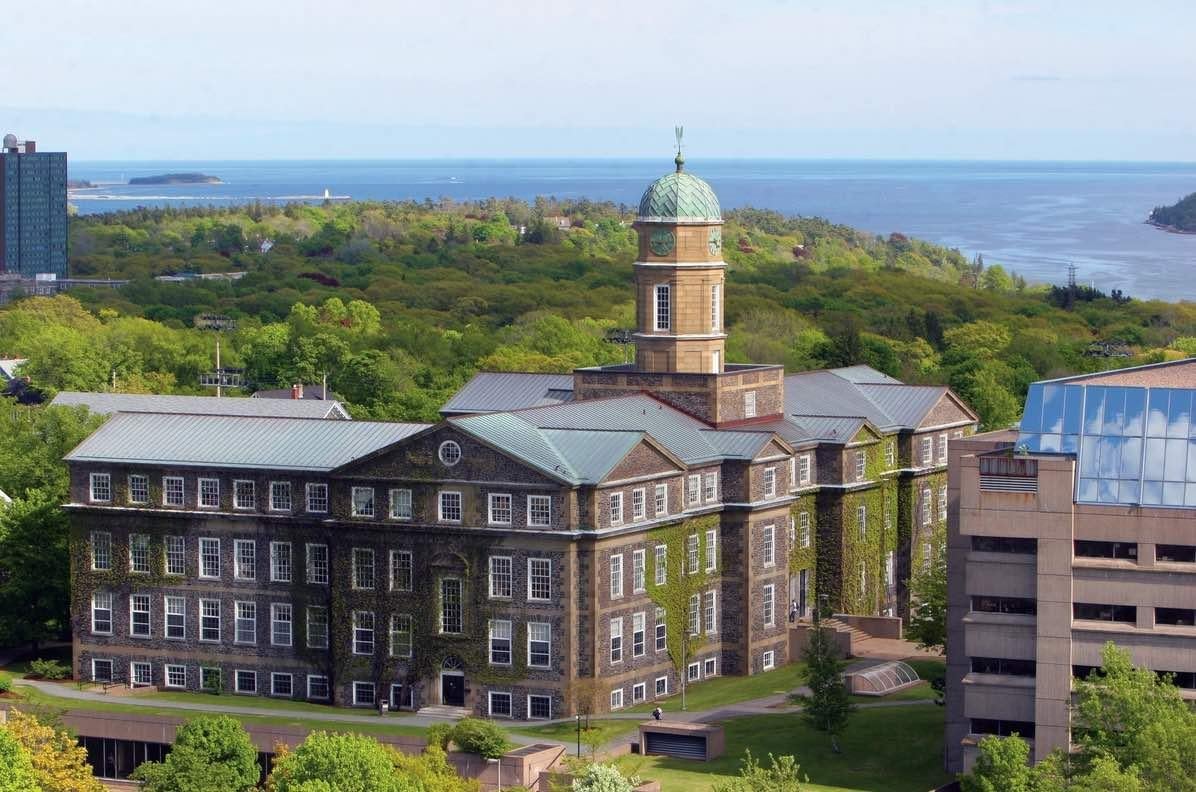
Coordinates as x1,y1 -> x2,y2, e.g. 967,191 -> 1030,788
440,655 -> 465,707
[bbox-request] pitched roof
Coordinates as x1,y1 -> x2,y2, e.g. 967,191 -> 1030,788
65,413 -> 427,471
783,366 -> 964,433
440,372 -> 575,415
51,391 -> 350,420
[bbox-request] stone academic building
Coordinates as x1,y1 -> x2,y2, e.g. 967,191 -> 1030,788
66,155 -> 976,719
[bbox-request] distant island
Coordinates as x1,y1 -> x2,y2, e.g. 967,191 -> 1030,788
66,179 -> 94,189
129,172 -> 222,185
1149,192 -> 1196,234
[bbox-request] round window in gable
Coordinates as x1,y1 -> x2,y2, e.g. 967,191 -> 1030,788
438,440 -> 462,467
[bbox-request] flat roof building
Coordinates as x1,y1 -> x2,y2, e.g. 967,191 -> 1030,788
946,358 -> 1196,772
1,134 -> 68,278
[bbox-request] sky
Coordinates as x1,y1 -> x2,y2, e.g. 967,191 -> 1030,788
3,0 -> 1195,161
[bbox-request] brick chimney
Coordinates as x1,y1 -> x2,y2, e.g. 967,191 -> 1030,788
291,383 -> 303,400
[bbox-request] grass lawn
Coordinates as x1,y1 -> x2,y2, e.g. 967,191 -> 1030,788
513,718 -> 637,747
0,645 -> 72,676
616,704 -> 949,792
625,662 -> 807,714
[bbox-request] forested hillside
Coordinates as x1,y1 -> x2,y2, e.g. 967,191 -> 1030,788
1150,191 -> 1196,232
6,199 -> 1196,430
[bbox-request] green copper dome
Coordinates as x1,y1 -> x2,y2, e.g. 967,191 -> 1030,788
637,156 -> 721,223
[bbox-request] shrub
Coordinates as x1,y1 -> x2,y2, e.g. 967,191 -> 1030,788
449,718 -> 509,759
28,659 -> 69,680
425,722 -> 454,752
571,763 -> 635,792
0,674 -> 13,694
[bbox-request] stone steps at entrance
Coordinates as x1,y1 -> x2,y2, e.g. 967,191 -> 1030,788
416,704 -> 472,719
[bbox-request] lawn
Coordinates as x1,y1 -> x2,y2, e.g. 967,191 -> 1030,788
616,704 -> 950,792
625,662 -> 807,714
513,718 -> 638,749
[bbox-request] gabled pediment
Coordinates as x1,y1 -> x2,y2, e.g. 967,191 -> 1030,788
601,435 -> 687,484
918,389 -> 980,430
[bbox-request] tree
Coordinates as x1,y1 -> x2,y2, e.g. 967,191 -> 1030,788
712,750 -> 805,792
959,734 -> 1033,792
266,732 -> 477,792
570,763 -> 634,792
794,619 -> 854,752
131,716 -> 259,792
3,708 -> 104,792
0,727 -> 40,792
905,526 -> 946,652
0,489 -> 72,651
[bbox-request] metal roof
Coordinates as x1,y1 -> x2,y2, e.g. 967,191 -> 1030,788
51,391 -> 350,420
440,373 -> 575,415
855,384 -> 947,428
830,365 -> 902,385
789,415 -> 869,442
66,413 -> 427,471
783,367 -> 949,432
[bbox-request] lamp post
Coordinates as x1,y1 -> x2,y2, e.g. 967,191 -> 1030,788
576,713 -> 581,757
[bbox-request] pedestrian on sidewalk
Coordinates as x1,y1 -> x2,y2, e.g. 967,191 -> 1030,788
652,706 -> 663,721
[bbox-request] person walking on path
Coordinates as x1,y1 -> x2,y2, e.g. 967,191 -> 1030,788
652,706 -> 663,721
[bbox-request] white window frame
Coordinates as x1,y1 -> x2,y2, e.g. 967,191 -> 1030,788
91,659 -> 114,684
686,474 -> 701,506
164,595 -> 185,640
163,476 -> 184,507
711,283 -> 721,332
922,488 -> 932,527
654,284 -> 670,331
655,676 -> 668,697
609,553 -> 623,599
885,442 -> 896,468
763,467 -> 777,499
270,541 -> 292,583
352,610 -> 375,655
527,494 -> 552,527
390,550 -> 413,592
195,477 -> 218,508
763,650 -> 776,670
271,602 -> 293,647
609,491 -> 623,526
939,484 -> 948,522
234,600 -> 256,645
632,611 -> 645,657
609,617 -> 623,664
744,390 -> 757,419
307,675 -> 330,700
306,606 -> 329,649
763,583 -> 776,627
91,530 -> 112,571
489,619 -> 513,666
199,598 -> 221,642
129,533 -> 151,574
164,664 -> 186,689
857,504 -> 867,538
528,558 -> 551,601
489,555 -> 513,599
654,544 -> 667,586
234,669 -> 257,694
855,450 -> 867,482
688,662 -> 701,682
164,535 -> 185,576
199,537 -> 220,579
306,482 -> 329,513
938,432 -> 949,463
438,440 -> 462,467
632,548 -> 646,593
352,547 -> 375,590
352,681 -> 376,707
706,528 -> 718,572
488,493 -> 513,526
920,436 -> 933,465
233,539 -> 256,581
89,472 -> 112,503
704,590 -> 717,634
438,490 -> 462,523
610,688 -> 624,710
704,657 -> 718,677
654,483 -> 668,517
762,523 -> 776,567
390,487 -> 413,520
799,511 -> 811,549
91,591 -> 113,635
655,606 -> 667,652
632,488 -> 646,521
798,454 -> 812,485
390,613 -> 413,658
352,486 -> 375,518
130,661 -> 152,687
271,672 -> 293,698
488,691 -> 513,718
528,694 -> 552,720
686,533 -> 699,574
528,622 -> 551,668
269,480 -> 292,512
306,543 -> 329,585
129,593 -> 151,637
440,578 -> 463,634
688,593 -> 700,636
128,474 -> 149,504
703,472 -> 718,502
233,479 -> 256,510
632,682 -> 647,703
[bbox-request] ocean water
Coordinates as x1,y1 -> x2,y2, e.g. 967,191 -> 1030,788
68,159 -> 1196,300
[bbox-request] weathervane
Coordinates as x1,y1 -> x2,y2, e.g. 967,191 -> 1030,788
674,125 -> 685,171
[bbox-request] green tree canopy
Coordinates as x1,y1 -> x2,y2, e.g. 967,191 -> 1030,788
131,716 -> 259,792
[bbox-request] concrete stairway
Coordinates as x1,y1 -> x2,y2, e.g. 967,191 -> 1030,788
416,704 -> 472,719
820,618 -> 873,655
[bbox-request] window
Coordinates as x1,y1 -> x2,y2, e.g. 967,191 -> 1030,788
938,485 -> 948,521
704,472 -> 718,502
762,524 -> 775,566
688,593 -> 700,635
92,659 -> 114,684
270,542 -> 292,583
764,467 -> 776,498
352,681 -> 375,707
527,495 -> 552,527
489,556 -> 513,598
438,440 -> 462,466
199,538 -> 220,579
609,617 -> 623,663
971,596 -> 1037,615
854,451 -> 867,481
234,539 -> 256,580
440,579 -> 463,634
1157,544 -> 1196,563
528,558 -> 551,601
163,476 -> 184,507
971,536 -> 1037,554
128,474 -> 148,504
130,593 -> 151,637
353,610 -> 375,654
488,493 -> 512,525
972,657 -> 1036,677
306,483 -> 329,513
937,432 -> 948,463
1074,540 -> 1138,560
610,688 -> 624,710
1073,603 -> 1138,623
632,682 -> 646,703
632,611 -> 646,657
704,590 -> 717,633
711,283 -> 721,332
271,603 -> 292,646
655,607 -> 667,652
390,488 -> 413,520
686,534 -> 699,574
271,673 -> 293,697
201,668 -> 221,691
687,475 -> 700,506
194,477 -> 217,508
609,492 -> 623,526
270,481 -> 292,511
233,480 -> 255,510
352,487 -> 375,517
307,675 -> 329,700
165,664 -> 186,688
654,284 -> 670,331
655,676 -> 668,697
489,692 -> 512,717
438,491 -> 462,522
922,488 -> 932,526
352,548 -> 375,590
390,550 -> 413,592
799,512 -> 811,548
884,442 -> 895,468
235,670 -> 257,694
763,584 -> 775,627
489,619 -> 512,665
632,488 -> 646,521
632,549 -> 646,593
885,551 -> 895,587
924,542 -> 933,569
235,601 -> 256,644
89,473 -> 112,502
654,545 -> 667,585
654,484 -> 668,517
920,437 -> 933,465
91,591 -> 113,634
200,599 -> 221,642
91,531 -> 112,571
762,651 -> 775,670
610,554 -> 623,599
798,454 -> 812,485
390,614 -> 413,658
688,662 -> 700,682
859,561 -> 867,593
165,536 -> 185,576
131,662 -> 152,687
118,547 -> 150,590
970,719 -> 1036,739
165,596 -> 185,639
307,606 -> 329,649
528,695 -> 552,719
788,516 -> 796,545
306,543 -> 328,584
954,430 -> 964,439
528,622 -> 551,668
704,657 -> 718,677
857,504 -> 867,538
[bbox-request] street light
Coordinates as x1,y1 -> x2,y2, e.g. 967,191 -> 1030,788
576,714 -> 582,757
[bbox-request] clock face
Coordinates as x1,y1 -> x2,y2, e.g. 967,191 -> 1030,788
649,228 -> 675,256
708,227 -> 722,255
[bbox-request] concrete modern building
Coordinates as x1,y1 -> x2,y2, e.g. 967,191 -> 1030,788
946,358 -> 1196,772
1,133 -> 68,278
64,155 -> 976,719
